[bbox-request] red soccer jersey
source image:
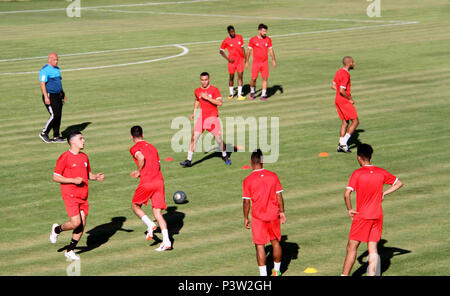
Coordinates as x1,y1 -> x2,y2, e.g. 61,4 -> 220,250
242,169 -> 283,221
248,36 -> 272,62
130,140 -> 164,184
347,165 -> 398,219
194,85 -> 222,118
54,150 -> 91,199
220,34 -> 245,59
333,68 -> 351,104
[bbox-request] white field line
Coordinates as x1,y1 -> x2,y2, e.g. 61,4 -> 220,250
0,0 -> 217,14
0,45 -> 188,75
0,23 -> 417,75
0,11 -> 419,75
88,8 -> 419,25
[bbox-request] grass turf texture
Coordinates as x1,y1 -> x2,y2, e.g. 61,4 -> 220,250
0,0 -> 449,275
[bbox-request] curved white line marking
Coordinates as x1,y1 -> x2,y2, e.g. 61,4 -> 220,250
0,45 -> 189,75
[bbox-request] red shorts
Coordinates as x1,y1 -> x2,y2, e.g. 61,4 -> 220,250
252,60 -> 269,79
335,100 -> 358,121
349,216 -> 383,243
63,195 -> 89,218
251,217 -> 281,245
228,57 -> 244,74
194,115 -> 222,137
133,180 -> 167,209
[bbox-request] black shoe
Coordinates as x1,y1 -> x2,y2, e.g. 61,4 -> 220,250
52,136 -> 65,143
337,144 -> 352,153
39,133 -> 52,143
180,159 -> 192,167
223,155 -> 231,165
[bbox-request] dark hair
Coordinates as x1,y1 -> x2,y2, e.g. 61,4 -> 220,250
357,144 -> 373,161
130,125 -> 143,138
258,23 -> 268,30
251,149 -> 263,164
227,25 -> 234,32
67,131 -> 82,144
200,72 -> 209,77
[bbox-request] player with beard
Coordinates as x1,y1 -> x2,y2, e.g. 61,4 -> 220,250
332,56 -> 360,153
245,24 -> 277,101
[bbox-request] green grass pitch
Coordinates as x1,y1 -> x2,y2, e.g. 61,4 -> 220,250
0,0 -> 449,275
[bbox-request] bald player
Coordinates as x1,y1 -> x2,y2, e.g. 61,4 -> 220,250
39,52 -> 67,143
332,56 -> 359,153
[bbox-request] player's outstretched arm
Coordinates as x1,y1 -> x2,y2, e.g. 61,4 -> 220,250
383,179 -> 403,200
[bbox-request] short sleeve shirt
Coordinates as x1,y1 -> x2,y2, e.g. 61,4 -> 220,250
54,151 -> 91,199
194,85 -> 222,118
130,140 -> 164,183
347,165 -> 398,219
242,169 -> 283,221
220,34 -> 245,59
248,36 -> 272,62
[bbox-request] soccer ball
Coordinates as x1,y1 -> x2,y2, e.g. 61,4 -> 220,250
173,191 -> 187,204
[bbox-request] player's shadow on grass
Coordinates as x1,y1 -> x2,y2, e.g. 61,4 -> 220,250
347,129 -> 365,150
58,217 -> 133,254
241,84 -> 284,99
264,235 -> 299,275
352,239 -> 411,276
190,143 -> 235,167
151,206 -> 185,248
61,122 -> 92,139
266,85 -> 283,99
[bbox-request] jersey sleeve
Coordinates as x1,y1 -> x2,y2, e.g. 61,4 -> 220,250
239,35 -> 245,47
248,37 -> 254,49
130,146 -> 140,159
275,174 -> 283,194
346,170 -> 358,192
242,178 -> 252,200
54,153 -> 67,176
339,72 -> 349,89
267,37 -> 273,49
220,39 -> 227,51
39,68 -> 48,83
382,169 -> 398,185
194,89 -> 200,101
213,87 -> 222,100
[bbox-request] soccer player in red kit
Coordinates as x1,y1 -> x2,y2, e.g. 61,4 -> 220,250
129,126 -> 172,251
49,131 -> 104,261
220,25 -> 246,100
180,72 -> 231,167
341,144 -> 403,276
332,56 -> 359,153
242,149 -> 286,276
245,24 -> 277,101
